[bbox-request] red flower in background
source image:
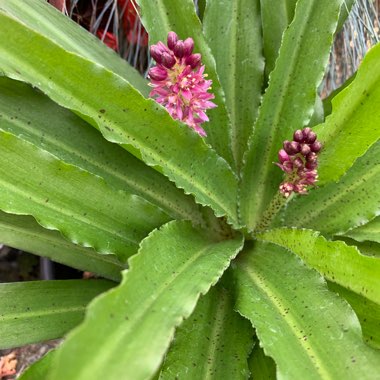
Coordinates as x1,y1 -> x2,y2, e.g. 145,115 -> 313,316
49,0 -> 148,51
118,0 -> 148,46
96,29 -> 118,51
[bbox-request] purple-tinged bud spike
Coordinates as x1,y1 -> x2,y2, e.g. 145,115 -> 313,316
167,31 -> 178,50
150,45 -> 163,63
183,38 -> 194,56
174,41 -> 185,58
148,66 -> 168,81
185,53 -> 201,68
278,149 -> 290,163
161,52 -> 176,68
310,141 -> 322,153
293,129 -> 304,142
305,131 -> 317,144
302,127 -> 312,139
300,144 -> 311,156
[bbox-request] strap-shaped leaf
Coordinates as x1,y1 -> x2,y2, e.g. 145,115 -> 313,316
0,0 -> 148,95
328,282 -> 380,349
316,42 -> 380,185
0,77 -> 203,224
248,343 -> 276,380
0,13 -> 239,226
0,211 -> 123,282
0,280 -> 113,349
344,216 -> 380,243
159,285 -> 253,379
233,241 -> 380,379
260,0 -> 297,78
0,131 -> 171,261
48,221 -> 244,380
203,0 -> 264,172
281,139 -> 380,235
239,0 -> 342,231
137,0 -> 234,166
257,228 -> 380,305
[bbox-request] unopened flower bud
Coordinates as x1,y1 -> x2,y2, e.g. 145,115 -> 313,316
150,45 -> 163,63
185,53 -> 201,68
310,141 -> 322,153
293,129 -> 304,142
293,157 -> 304,168
278,149 -> 289,163
148,66 -> 168,81
305,161 -> 317,170
183,38 -> 194,56
300,144 -> 311,156
161,52 -> 176,68
174,41 -> 185,58
306,152 -> 317,162
305,131 -> 317,144
167,31 -> 178,50
302,127 -> 312,139
283,140 -> 300,155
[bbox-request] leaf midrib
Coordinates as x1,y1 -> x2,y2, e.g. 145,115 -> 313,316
294,164 -> 380,229
0,305 -> 85,322
202,291 -> 229,380
0,220 -> 122,265
73,242 -> 217,379
244,266 -> 333,380
0,177 -> 139,246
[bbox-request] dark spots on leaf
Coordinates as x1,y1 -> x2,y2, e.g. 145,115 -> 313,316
99,109 -> 106,114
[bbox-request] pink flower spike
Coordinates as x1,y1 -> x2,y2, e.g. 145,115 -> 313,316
148,32 -> 216,137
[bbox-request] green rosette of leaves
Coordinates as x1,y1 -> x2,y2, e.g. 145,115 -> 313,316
0,0 -> 379,379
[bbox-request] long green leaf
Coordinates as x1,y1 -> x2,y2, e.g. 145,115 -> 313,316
137,0 -> 234,167
328,281 -> 380,349
233,241 -> 380,379
239,0 -> 342,231
316,42 -> 380,185
0,280 -> 113,349
0,131 -> 171,261
248,343 -> 276,380
343,216 -> 380,243
0,77 -> 203,224
259,0 -> 298,78
48,221 -> 244,380
0,211 -> 123,282
203,0 -> 264,172
0,13 -> 239,226
257,228 -> 380,305
0,0 -> 148,95
159,284 -> 253,379
281,139 -> 380,235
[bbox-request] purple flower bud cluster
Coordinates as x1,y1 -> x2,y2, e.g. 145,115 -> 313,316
148,32 -> 216,137
276,127 -> 322,197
